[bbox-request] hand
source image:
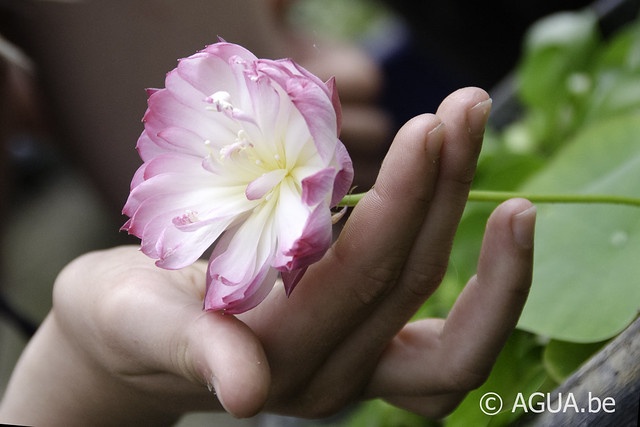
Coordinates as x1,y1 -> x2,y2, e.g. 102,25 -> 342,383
240,86 -> 535,417
0,87 -> 535,425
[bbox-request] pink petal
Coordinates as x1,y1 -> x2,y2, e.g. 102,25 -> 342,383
272,180 -> 311,268
153,215 -> 234,269
205,262 -> 278,313
280,202 -> 332,272
245,82 -> 282,147
203,204 -> 278,312
301,167 -> 336,206
126,198 -> 229,269
255,59 -> 338,163
207,206 -> 275,285
136,131 -> 167,162
141,153 -> 204,180
144,88 -> 230,148
330,141 -> 354,207
289,82 -> 338,163
273,180 -> 332,278
124,173 -> 250,236
201,42 -> 257,64
128,161 -> 149,191
281,267 -> 308,297
325,77 -> 343,135
155,127 -> 213,158
176,52 -> 239,102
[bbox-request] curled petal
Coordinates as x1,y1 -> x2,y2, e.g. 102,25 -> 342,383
325,76 -> 342,135
204,203 -> 278,312
255,59 -> 339,163
301,167 -> 336,207
281,267 -> 308,297
281,202 -> 332,272
206,262 -> 279,314
274,180 -> 333,280
331,141 -> 355,207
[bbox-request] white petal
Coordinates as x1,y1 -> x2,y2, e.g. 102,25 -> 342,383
245,169 -> 287,200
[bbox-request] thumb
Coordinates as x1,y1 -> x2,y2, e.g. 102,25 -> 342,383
184,311 -> 271,418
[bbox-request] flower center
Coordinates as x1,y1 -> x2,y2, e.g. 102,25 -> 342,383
204,92 -> 293,203
219,130 -> 254,161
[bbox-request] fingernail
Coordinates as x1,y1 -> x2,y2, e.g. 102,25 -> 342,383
512,205 -> 537,249
208,375 -> 218,395
427,120 -> 445,158
467,98 -> 492,136
210,375 -> 230,412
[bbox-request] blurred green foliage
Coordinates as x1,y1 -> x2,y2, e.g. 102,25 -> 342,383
344,8 -> 640,427
288,0 -> 391,41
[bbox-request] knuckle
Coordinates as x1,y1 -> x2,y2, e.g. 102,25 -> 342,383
423,398 -> 467,419
329,242 -> 406,307
352,262 -> 402,306
91,282 -> 138,351
403,262 -> 448,298
287,385 -> 360,419
444,362 -> 491,392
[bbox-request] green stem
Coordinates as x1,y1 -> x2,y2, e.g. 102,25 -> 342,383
338,190 -> 640,208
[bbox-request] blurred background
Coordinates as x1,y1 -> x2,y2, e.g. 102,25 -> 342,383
1,0 -> 639,426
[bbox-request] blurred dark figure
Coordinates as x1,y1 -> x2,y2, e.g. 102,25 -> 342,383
379,0 -> 639,129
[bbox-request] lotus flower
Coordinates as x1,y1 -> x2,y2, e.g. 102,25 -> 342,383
122,41 -> 353,313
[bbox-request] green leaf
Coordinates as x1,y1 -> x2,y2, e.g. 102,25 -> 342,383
583,69 -> 640,124
517,113 -> 640,342
543,339 -> 607,383
595,18 -> 640,72
344,400 -> 436,427
517,10 -> 599,111
474,129 -> 546,192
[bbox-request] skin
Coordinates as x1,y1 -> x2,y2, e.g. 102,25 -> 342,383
0,87 -> 536,425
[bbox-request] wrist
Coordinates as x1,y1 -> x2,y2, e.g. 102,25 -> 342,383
0,313 -> 183,426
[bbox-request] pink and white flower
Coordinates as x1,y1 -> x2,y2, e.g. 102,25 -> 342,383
122,41 -> 353,313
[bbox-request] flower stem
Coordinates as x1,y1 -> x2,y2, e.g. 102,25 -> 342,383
338,190 -> 640,208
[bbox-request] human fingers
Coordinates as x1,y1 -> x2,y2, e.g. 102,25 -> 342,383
240,112 -> 444,413
53,246 -> 270,418
365,199 -> 535,410
388,87 -> 492,312
438,198 -> 535,384
240,89 -> 491,415
245,93 -> 488,342
312,88 -> 492,370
